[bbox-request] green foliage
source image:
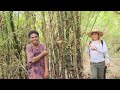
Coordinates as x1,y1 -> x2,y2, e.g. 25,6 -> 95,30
0,11 -> 119,79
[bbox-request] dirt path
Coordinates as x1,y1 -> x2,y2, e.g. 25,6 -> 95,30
83,54 -> 120,79
106,58 -> 120,79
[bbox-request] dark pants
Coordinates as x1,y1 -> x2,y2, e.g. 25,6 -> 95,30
90,61 -> 106,79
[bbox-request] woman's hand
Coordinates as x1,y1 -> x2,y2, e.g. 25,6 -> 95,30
106,63 -> 110,68
91,46 -> 97,51
42,51 -> 48,56
44,68 -> 48,79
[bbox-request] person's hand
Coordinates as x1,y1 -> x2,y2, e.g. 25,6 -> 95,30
41,51 -> 48,56
91,46 -> 97,51
45,72 -> 48,79
106,63 -> 110,68
42,51 -> 48,54
44,69 -> 48,79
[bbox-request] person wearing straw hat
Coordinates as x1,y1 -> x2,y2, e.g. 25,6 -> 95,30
86,28 -> 110,79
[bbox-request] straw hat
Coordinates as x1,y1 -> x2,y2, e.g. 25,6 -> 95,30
87,29 -> 103,37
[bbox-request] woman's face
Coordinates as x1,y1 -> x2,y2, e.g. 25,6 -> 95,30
91,32 -> 99,41
29,33 -> 39,45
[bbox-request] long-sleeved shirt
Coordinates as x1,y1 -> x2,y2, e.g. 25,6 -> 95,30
86,40 -> 110,63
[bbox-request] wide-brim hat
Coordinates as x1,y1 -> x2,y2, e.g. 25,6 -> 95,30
87,30 -> 103,37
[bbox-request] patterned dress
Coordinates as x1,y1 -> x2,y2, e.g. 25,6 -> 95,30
26,43 -> 45,79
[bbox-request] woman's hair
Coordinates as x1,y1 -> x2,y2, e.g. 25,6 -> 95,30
28,30 -> 39,38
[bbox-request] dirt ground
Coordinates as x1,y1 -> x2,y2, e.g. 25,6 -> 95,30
83,54 -> 120,79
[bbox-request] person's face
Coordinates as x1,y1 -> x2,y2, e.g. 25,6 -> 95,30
91,32 -> 99,40
29,33 -> 39,45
